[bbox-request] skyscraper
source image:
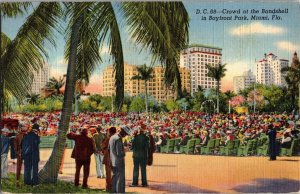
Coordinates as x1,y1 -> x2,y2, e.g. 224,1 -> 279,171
102,63 -> 190,102
31,63 -> 50,94
180,44 -> 222,96
255,53 -> 288,86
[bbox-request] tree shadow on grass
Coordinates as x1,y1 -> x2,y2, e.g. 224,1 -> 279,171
150,182 -> 219,193
233,178 -> 300,193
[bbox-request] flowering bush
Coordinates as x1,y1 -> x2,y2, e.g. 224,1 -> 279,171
229,95 -> 245,107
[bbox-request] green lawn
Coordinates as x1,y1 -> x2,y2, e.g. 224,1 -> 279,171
2,173 -> 106,193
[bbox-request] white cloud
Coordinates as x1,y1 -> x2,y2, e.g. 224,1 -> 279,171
230,22 -> 285,36
276,41 -> 299,52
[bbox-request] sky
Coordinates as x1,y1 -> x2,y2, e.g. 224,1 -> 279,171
3,0 -> 300,93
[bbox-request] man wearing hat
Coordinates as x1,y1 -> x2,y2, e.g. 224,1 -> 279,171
1,124 -> 11,179
93,126 -> 106,178
109,126 -> 132,193
14,124 -> 28,186
67,128 -> 95,189
266,124 -> 277,161
21,123 -> 40,186
130,124 -> 149,187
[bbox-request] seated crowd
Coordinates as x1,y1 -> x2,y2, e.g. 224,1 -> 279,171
3,111 -> 300,156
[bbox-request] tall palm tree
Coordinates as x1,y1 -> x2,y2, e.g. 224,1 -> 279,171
46,76 -> 65,95
38,3 -> 84,183
206,63 -> 227,113
132,64 -> 154,112
281,52 -> 300,112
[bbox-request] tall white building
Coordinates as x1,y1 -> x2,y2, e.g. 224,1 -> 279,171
233,70 -> 256,94
31,63 -> 50,94
180,44 -> 222,95
255,53 -> 288,86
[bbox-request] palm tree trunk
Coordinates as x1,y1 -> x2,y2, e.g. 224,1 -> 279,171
217,80 -> 220,113
38,12 -> 83,183
145,80 -> 148,112
138,79 -> 140,95
175,64 -> 183,99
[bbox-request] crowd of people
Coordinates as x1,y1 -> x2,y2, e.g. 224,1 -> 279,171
1,111 -> 300,192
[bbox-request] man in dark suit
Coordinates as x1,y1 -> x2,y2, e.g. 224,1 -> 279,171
130,126 -> 149,187
267,124 -> 277,161
22,124 -> 40,186
67,128 -> 95,188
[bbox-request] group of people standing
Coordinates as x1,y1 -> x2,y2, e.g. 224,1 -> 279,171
1,122 -> 40,187
66,123 -> 155,193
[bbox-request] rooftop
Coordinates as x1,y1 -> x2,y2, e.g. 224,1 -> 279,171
185,44 -> 222,50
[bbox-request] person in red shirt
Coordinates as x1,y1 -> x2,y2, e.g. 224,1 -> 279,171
67,128 -> 95,189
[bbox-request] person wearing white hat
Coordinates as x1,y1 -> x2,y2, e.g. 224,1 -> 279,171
109,126 -> 132,193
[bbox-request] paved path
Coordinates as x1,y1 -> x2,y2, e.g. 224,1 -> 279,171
8,149 -> 300,193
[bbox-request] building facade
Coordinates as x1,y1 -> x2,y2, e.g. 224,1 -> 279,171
31,63 -> 50,94
255,53 -> 288,86
180,44 -> 222,96
233,70 -> 256,94
102,63 -> 190,102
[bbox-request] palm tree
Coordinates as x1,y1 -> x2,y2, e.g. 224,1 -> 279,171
206,63 -> 227,113
46,76 -> 65,95
26,93 -> 40,105
133,64 -> 154,112
224,90 -> 236,102
281,52 -> 300,112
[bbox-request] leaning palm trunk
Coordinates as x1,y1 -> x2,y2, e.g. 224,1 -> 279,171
38,13 -> 82,183
145,80 -> 148,113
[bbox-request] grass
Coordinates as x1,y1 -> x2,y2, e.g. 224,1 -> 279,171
2,173 -> 106,193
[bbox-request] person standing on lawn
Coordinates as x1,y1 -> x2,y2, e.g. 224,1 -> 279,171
67,128 -> 95,189
109,126 -> 132,193
130,124 -> 149,187
22,124 -> 40,186
14,124 -> 27,186
101,126 -> 117,192
1,125 -> 11,179
93,126 -> 106,178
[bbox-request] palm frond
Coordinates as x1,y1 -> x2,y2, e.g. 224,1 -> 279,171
65,3 -> 101,84
0,2 -> 32,17
1,33 -> 11,56
2,2 -> 62,102
90,2 -> 124,111
122,2 -> 189,95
